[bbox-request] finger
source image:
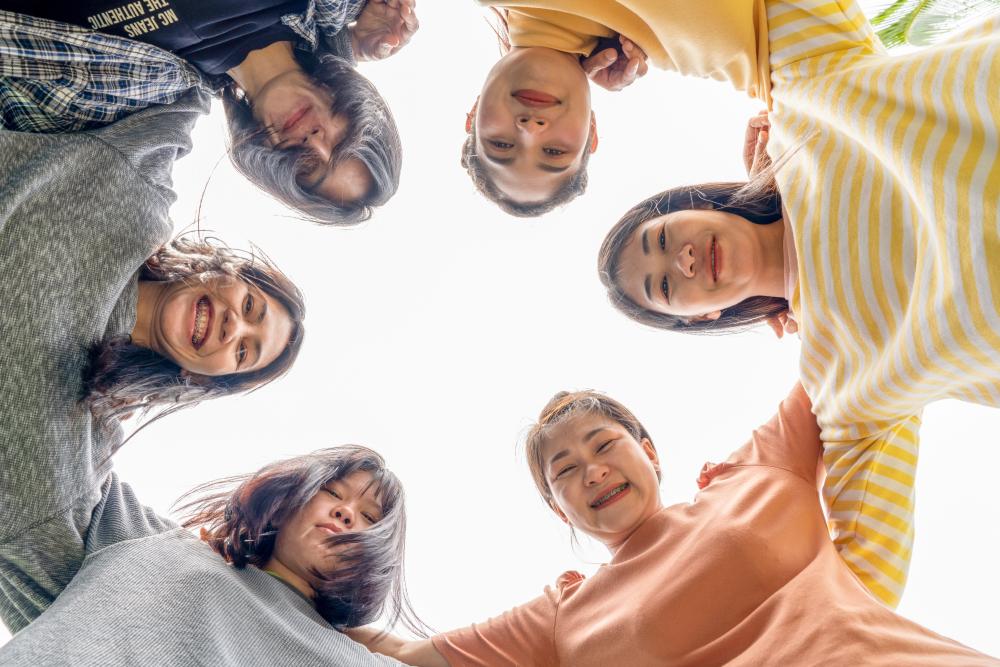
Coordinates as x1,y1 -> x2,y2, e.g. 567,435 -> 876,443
581,48 -> 617,76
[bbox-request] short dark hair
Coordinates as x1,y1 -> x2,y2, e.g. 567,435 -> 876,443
176,445 -> 420,631
83,236 -> 305,432
223,52 -> 401,226
599,178 -> 787,334
461,124 -> 593,218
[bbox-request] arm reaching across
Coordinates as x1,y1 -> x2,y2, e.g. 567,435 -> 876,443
822,418 -> 920,609
717,384 -> 916,608
347,627 -> 449,667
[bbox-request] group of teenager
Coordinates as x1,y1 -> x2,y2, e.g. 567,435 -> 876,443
0,0 -> 997,664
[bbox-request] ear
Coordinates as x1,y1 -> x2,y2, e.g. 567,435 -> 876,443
466,97 -> 479,134
549,500 -> 571,526
588,111 -> 599,153
640,437 -> 660,472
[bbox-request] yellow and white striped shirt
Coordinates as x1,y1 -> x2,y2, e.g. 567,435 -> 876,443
766,0 -> 1000,607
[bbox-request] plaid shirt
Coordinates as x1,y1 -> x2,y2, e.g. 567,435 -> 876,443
0,0 -> 364,132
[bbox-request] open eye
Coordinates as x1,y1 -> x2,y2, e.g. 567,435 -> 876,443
659,228 -> 666,250
489,140 -> 513,150
243,294 -> 254,316
326,487 -> 342,499
236,341 -> 247,366
661,277 -> 670,303
543,147 -> 565,156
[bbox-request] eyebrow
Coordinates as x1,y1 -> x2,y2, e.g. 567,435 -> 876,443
644,275 -> 652,302
482,150 -> 571,173
483,152 -> 514,166
642,228 -> 650,255
537,163 -> 570,174
547,427 -> 612,467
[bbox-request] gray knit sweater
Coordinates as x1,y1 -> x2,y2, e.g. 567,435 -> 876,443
0,96 -> 403,666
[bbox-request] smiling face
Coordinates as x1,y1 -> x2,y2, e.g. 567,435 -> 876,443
252,70 -> 373,205
143,274 -> 294,377
474,47 -> 596,203
266,470 -> 384,598
616,209 -> 777,320
541,411 -> 662,551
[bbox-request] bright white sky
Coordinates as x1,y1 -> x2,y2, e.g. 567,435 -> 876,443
4,0 -> 999,657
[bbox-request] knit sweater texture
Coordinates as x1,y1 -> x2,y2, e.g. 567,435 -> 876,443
0,94 -> 401,666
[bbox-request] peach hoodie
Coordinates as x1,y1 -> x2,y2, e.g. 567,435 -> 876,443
433,385 -> 997,666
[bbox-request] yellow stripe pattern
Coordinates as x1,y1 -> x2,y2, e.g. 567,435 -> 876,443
765,0 -> 1000,608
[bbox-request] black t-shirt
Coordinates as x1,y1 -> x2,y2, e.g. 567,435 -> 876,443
3,0 -> 306,75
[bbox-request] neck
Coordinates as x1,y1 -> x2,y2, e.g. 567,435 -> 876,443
756,218 -> 787,299
130,280 -> 161,350
227,41 -> 300,100
262,557 -> 315,602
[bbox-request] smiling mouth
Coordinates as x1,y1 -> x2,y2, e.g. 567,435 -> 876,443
711,237 -> 718,283
191,296 -> 212,350
512,89 -> 560,108
590,482 -> 630,509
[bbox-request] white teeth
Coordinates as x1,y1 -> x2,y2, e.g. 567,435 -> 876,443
192,297 -> 209,347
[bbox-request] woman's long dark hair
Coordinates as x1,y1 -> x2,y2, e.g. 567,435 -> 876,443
175,445 -> 424,632
83,237 -> 305,434
223,52 -> 401,226
598,174 -> 787,334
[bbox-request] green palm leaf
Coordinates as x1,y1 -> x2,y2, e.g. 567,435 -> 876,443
861,0 -> 1000,47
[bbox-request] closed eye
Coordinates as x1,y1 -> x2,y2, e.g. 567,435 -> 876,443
554,464 -> 576,480
326,488 -> 342,499
597,439 -> 615,453
362,513 -> 379,524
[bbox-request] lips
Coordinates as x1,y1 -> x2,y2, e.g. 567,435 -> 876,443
711,237 -> 718,283
282,105 -> 310,132
191,296 -> 212,350
512,89 -> 560,108
317,523 -> 343,535
590,482 -> 630,509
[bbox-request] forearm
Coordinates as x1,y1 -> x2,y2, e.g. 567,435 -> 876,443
349,628 -> 449,667
823,415 -> 920,608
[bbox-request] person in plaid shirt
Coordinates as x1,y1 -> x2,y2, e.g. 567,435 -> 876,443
0,0 -> 418,225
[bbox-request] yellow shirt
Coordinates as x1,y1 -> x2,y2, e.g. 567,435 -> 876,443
478,0 -> 772,105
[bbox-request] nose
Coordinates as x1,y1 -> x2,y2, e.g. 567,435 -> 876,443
220,308 -> 249,344
333,506 -> 355,531
584,462 -> 609,487
516,115 -> 547,134
303,128 -> 332,163
676,242 -> 696,278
